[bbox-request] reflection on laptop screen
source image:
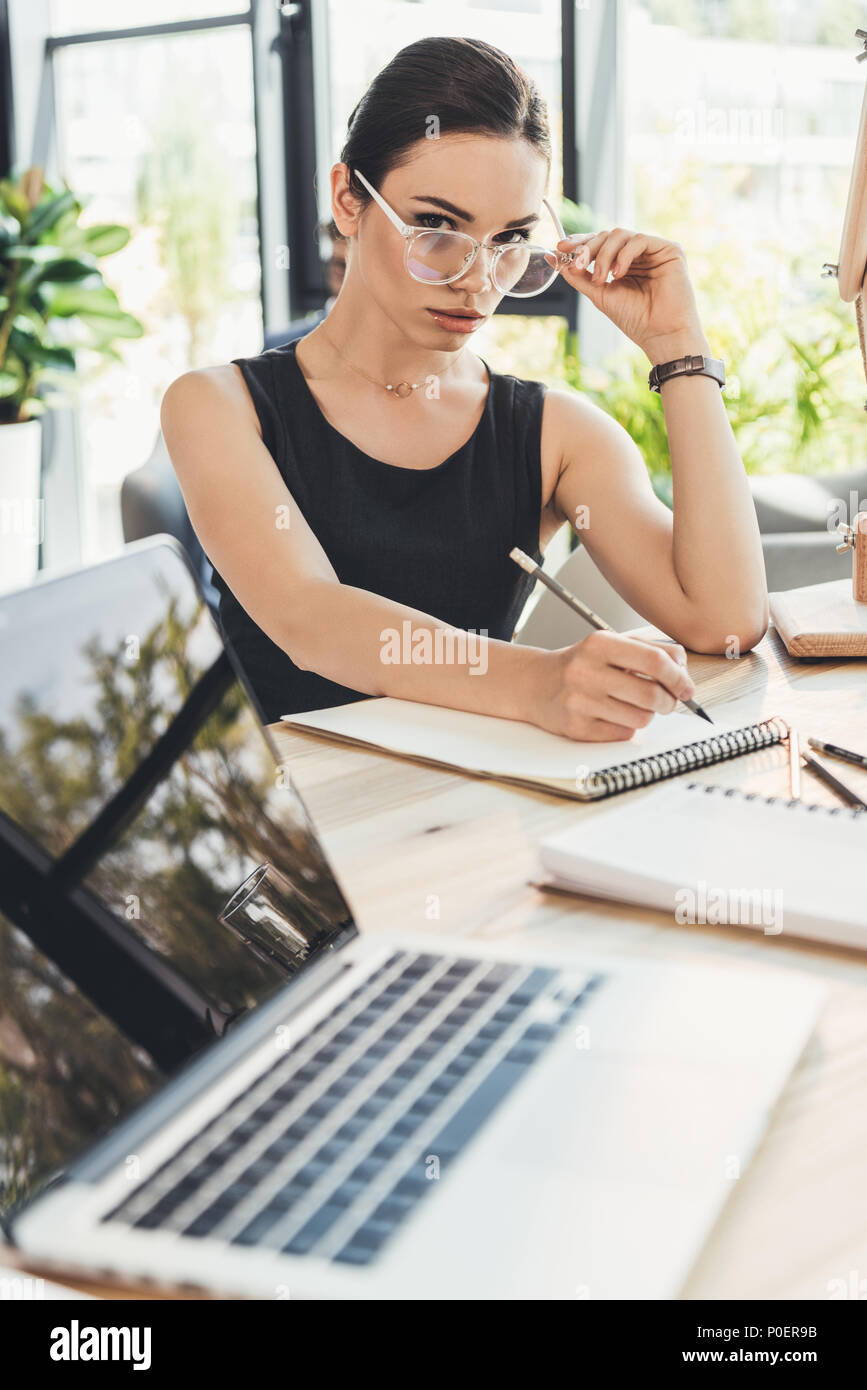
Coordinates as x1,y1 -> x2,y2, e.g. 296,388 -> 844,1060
0,543 -> 219,857
0,542 -> 357,1213
0,910 -> 163,1219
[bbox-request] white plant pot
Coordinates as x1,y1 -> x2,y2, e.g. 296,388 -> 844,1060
0,418 -> 43,595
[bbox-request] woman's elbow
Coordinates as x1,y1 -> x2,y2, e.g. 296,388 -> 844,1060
682,607 -> 769,657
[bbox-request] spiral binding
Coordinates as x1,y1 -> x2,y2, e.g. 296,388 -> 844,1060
583,717 -> 786,799
683,780 -> 867,820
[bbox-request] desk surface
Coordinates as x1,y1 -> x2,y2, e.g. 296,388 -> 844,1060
6,625 -> 866,1300
266,625 -> 867,1301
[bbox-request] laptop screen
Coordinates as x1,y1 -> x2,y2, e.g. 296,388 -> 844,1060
0,908 -> 164,1219
0,540 -> 357,1218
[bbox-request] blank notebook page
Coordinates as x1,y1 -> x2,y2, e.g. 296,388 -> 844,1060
540,781 -> 867,946
281,698 -> 729,780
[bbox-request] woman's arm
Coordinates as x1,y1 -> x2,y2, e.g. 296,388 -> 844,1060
162,365 -> 695,741
543,366 -> 768,654
162,366 -> 536,718
547,229 -> 768,654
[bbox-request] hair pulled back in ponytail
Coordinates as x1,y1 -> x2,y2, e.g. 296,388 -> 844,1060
338,36 -> 551,207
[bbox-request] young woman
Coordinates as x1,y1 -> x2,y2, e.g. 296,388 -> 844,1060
162,37 -> 768,739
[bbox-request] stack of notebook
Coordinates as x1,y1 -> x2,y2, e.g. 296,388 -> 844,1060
538,779 -> 867,951
281,697 -> 787,802
281,697 -> 867,950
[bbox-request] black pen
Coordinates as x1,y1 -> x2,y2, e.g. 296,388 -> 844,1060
807,737 -> 867,773
509,547 -> 713,723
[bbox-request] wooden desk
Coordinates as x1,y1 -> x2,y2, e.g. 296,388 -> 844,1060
265,625 -> 867,1301
5,625 -> 866,1299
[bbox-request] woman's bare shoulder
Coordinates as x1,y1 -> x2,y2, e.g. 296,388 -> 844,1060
161,362 -> 262,437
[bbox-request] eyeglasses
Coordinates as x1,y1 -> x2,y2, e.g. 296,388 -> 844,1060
352,168 -> 573,298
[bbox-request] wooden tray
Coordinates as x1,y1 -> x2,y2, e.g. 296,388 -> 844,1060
770,578 -> 867,657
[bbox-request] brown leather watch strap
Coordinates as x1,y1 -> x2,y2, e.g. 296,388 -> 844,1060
648,355 -> 725,393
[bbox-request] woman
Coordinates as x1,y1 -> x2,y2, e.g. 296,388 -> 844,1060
162,36 -> 768,739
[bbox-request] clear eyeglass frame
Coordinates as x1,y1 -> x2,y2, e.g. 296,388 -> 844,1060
352,167 -> 574,298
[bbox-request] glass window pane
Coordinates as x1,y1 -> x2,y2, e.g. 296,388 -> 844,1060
325,0 -> 563,201
49,1 -> 246,36
624,1 -> 866,476
53,25 -> 262,562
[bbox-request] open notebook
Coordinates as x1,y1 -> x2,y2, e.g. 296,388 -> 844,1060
281,697 -> 787,802
538,780 -> 867,950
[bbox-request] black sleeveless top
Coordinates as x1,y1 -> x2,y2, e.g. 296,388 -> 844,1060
210,339 -> 545,725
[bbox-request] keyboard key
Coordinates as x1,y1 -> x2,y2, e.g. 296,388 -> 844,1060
427,1059 -> 529,1163
506,967 -> 556,1001
330,1178 -> 366,1208
333,1242 -> 375,1266
281,1202 -> 345,1255
371,1195 -> 413,1225
397,954 -> 439,978
232,1205 -> 285,1246
348,1156 -> 383,1185
481,963 -> 522,984
345,1219 -> 391,1252
181,1208 -> 227,1239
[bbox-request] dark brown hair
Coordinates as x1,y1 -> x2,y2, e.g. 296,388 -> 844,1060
338,36 -> 551,206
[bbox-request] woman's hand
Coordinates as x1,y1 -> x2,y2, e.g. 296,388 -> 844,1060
549,229 -> 704,362
527,631 -> 697,742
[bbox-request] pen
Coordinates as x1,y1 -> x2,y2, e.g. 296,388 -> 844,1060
800,749 -> 867,810
787,725 -> 801,800
807,737 -> 867,773
509,547 -> 713,723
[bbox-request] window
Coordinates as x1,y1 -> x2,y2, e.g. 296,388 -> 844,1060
42,4 -> 262,562
49,0 -> 244,29
623,1 -> 867,475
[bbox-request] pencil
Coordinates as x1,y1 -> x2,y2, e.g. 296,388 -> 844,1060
509,547 -> 713,723
801,749 -> 867,810
787,725 -> 801,800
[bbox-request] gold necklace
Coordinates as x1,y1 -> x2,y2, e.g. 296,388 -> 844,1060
321,331 -> 468,399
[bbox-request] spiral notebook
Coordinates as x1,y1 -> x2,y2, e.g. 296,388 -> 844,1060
280,697 -> 788,801
538,780 -> 867,950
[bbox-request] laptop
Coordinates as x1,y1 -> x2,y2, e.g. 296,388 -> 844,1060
0,539 -> 823,1299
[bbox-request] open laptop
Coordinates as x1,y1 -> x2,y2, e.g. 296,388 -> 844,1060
0,539 -> 823,1299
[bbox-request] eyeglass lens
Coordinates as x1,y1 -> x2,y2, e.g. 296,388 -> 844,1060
406,231 -> 556,297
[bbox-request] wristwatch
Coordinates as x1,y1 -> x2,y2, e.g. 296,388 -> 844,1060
648,355 -> 726,393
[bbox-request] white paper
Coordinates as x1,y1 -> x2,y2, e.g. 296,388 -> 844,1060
282,697 -> 729,780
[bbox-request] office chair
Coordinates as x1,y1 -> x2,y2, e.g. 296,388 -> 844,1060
120,431 -> 219,612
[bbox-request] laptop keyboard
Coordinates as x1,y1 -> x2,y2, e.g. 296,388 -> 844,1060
104,950 -> 601,1267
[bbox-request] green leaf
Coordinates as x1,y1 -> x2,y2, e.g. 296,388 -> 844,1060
43,284 -> 121,317
7,325 -> 75,370
7,327 -> 59,371
13,302 -> 45,329
0,371 -> 21,397
80,339 -> 125,364
77,309 -> 143,339
52,207 -> 83,241
1,242 -> 64,263
0,179 -> 30,223
81,224 -> 130,257
33,343 -> 77,370
36,257 -> 99,284
23,189 -> 79,244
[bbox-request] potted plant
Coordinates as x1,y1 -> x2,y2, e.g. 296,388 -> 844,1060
0,166 -> 142,591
